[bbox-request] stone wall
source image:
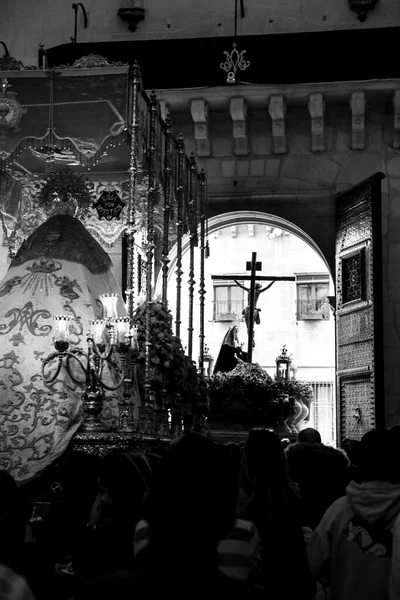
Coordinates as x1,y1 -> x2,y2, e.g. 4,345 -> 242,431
1,0 -> 399,67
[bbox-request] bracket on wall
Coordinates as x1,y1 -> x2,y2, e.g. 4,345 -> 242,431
190,99 -> 210,157
268,95 -> 287,154
247,224 -> 255,238
393,91 -> 400,149
230,97 -> 249,156
350,92 -> 365,150
308,93 -> 326,153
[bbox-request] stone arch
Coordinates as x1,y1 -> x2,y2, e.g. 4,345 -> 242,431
162,209 -> 335,291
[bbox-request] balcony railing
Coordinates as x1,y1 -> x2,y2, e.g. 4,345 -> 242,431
213,300 -> 244,321
297,298 -> 330,320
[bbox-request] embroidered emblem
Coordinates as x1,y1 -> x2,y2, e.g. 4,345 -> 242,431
346,516 -> 392,557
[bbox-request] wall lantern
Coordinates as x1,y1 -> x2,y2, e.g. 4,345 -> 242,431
118,0 -> 145,32
203,345 -> 214,377
348,0 -> 379,22
276,345 -> 291,380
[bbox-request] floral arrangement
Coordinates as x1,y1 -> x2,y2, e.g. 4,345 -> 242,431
131,300 -> 209,414
208,362 -> 313,424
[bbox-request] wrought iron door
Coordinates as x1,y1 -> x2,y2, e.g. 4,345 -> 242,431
335,173 -> 385,443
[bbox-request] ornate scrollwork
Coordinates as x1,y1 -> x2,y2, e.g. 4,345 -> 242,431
0,56 -> 37,71
55,54 -> 128,70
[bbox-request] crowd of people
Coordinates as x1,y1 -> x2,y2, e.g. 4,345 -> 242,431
1,426 -> 400,600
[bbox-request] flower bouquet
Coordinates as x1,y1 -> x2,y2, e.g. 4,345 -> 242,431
131,300 -> 209,416
208,362 -> 313,428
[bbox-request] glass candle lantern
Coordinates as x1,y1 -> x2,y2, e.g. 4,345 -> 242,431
115,317 -> 130,346
53,315 -> 72,343
99,293 -> 119,320
90,319 -> 106,346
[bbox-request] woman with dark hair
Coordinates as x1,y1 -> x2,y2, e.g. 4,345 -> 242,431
72,433 -> 264,600
0,470 -> 36,600
238,429 -> 315,600
73,451 -> 158,588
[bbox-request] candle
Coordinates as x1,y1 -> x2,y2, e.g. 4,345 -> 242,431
90,319 -> 105,345
53,315 -> 72,342
99,293 -> 119,320
115,317 -> 130,345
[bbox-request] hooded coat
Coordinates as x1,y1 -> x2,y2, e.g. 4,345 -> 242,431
307,481 -> 400,600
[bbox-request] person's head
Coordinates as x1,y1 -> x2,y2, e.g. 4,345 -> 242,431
0,470 -> 19,526
240,428 -> 289,493
225,442 -> 243,478
297,428 -> 322,444
96,451 -> 155,528
358,429 -> 400,483
148,433 -> 238,557
341,438 -> 362,466
0,470 -> 25,553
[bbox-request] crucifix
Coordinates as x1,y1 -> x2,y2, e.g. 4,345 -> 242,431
211,252 -> 295,363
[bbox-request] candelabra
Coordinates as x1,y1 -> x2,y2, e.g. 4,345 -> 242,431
41,293 -> 138,432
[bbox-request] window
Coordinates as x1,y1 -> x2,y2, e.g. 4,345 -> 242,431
306,381 -> 335,445
296,273 -> 330,320
213,279 -> 245,322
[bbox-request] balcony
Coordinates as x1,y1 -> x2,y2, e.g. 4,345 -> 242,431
297,298 -> 330,321
213,300 -> 244,322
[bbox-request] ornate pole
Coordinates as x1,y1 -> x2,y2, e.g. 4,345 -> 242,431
175,134 -> 185,340
119,60 -> 141,431
187,153 -> 197,359
144,91 -> 157,404
161,113 -> 173,306
125,61 -> 140,324
198,170 -> 207,375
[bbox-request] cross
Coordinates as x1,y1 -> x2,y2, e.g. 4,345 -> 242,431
211,252 -> 295,363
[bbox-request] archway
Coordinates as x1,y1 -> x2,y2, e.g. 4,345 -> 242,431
158,210 -> 336,444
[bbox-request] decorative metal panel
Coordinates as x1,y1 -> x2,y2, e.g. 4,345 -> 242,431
339,375 -> 375,440
342,249 -> 366,304
335,173 -> 384,443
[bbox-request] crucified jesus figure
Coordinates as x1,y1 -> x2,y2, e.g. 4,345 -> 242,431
233,280 -> 276,342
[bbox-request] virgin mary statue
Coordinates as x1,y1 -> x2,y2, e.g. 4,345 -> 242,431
213,325 -> 248,374
0,214 -> 125,482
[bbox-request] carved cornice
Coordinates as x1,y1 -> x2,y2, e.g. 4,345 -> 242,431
155,79 -> 400,113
